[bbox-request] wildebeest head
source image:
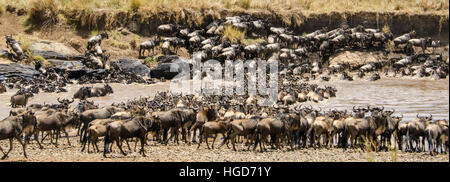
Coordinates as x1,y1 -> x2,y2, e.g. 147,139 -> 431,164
101,32 -> 109,39
20,109 -> 37,132
104,84 -> 113,94
57,97 -> 74,108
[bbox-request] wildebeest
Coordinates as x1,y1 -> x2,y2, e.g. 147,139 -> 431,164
103,116 -> 155,157
0,110 -> 36,159
10,93 -> 32,108
87,32 -> 109,50
190,106 -> 217,143
139,37 -> 160,57
407,37 -> 432,53
73,84 -> 114,100
197,120 -> 228,149
33,110 -> 79,148
426,120 -> 448,155
253,116 -> 286,152
79,106 -> 122,143
5,35 -> 25,60
405,113 -> 432,152
0,83 -> 7,94
221,116 -> 261,151
393,30 -> 416,48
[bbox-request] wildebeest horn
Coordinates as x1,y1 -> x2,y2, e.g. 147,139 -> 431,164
428,114 -> 432,120
57,97 -> 63,103
380,106 -> 384,111
417,113 -> 420,118
69,98 -> 74,104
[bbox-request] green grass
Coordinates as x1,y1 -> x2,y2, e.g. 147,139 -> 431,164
108,39 -> 129,49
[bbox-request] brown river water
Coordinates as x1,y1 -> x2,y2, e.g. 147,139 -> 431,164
0,78 -> 448,122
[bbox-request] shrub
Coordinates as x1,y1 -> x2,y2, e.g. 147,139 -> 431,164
25,0 -> 60,29
222,25 -> 246,43
130,0 -> 142,12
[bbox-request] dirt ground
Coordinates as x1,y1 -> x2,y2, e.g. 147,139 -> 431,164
0,131 -> 448,162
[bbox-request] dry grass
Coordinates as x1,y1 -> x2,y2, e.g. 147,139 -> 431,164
24,0 -> 60,29
222,25 -> 245,43
0,2 -> 5,17
0,0 -> 448,14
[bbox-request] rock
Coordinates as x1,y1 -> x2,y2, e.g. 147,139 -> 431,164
0,49 -> 10,58
47,59 -> 85,70
150,58 -> 190,80
29,41 -> 80,60
111,59 -> 150,77
0,63 -> 40,80
156,55 -> 180,63
329,51 -> 379,68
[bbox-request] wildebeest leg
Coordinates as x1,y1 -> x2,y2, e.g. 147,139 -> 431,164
15,135 -> 27,158
54,130 -> 59,147
125,139 -> 132,153
205,132 -> 211,149
211,134 -> 217,149
86,136 -> 91,153
117,139 -> 127,156
34,131 -> 44,149
63,129 -> 71,146
197,130 -> 203,149
139,137 -> 146,157
1,139 -> 14,160
163,128 -> 169,145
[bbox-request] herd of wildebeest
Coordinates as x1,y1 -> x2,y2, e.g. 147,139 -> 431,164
0,15 -> 449,160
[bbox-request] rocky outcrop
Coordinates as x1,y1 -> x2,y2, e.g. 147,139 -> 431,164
150,58 -> 190,80
29,41 -> 80,60
0,63 -> 40,80
111,59 -> 151,77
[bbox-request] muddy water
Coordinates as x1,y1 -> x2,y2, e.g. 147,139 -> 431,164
0,78 -> 448,122
309,77 -> 449,122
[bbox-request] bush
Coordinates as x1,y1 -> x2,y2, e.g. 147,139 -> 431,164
222,25 -> 246,43
130,0 -> 142,12
25,0 -> 60,29
130,38 -> 137,49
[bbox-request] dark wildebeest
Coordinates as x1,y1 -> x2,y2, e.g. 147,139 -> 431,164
405,113 -> 432,152
151,107 -> 196,145
34,111 -> 79,149
425,120 -> 448,155
73,84 -> 114,100
103,116 -> 155,157
0,110 -> 36,159
220,116 -> 261,151
79,106 -> 122,143
10,93 -> 32,108
87,32 -> 109,50
197,120 -> 228,149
